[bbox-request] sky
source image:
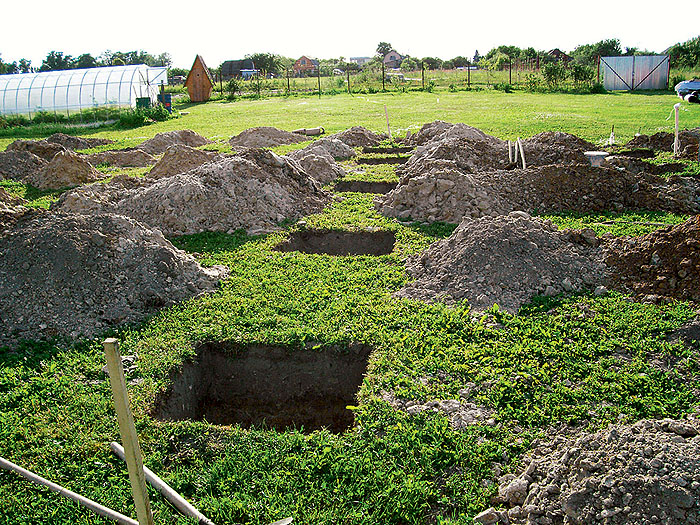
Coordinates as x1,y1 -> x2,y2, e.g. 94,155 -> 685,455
2,1 -> 698,70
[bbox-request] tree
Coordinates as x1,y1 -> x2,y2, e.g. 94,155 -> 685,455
74,53 -> 98,69
421,57 -> 443,70
39,51 -> 73,71
451,56 -> 470,68
473,50 -> 481,64
400,56 -> 418,71
246,53 -> 282,76
571,39 -> 623,66
668,36 -> 700,69
377,42 -> 393,57
18,58 -> 32,73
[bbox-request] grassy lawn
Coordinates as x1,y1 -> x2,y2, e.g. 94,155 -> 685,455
0,92 -> 699,524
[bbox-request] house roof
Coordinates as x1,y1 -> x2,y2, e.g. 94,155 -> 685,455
221,59 -> 256,75
295,56 -> 319,66
185,55 -> 214,86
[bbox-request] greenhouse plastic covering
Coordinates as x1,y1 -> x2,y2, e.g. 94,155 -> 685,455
0,65 -> 168,116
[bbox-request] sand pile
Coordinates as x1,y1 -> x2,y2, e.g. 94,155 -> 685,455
46,133 -> 114,150
26,150 -> 102,189
148,145 -> 221,180
137,130 -> 211,155
55,150 -> 330,236
605,217 -> 700,303
376,164 -> 700,223
477,418 -> 700,524
0,210 -> 227,346
229,126 -> 307,148
327,126 -> 385,147
83,149 -> 156,168
396,213 -> 607,313
0,150 -> 48,181
6,139 -> 66,161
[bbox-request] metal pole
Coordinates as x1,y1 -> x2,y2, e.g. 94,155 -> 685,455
103,339 -> 154,525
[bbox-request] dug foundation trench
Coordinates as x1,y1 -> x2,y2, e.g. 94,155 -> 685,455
274,229 -> 396,256
334,180 -> 398,194
153,343 -> 371,433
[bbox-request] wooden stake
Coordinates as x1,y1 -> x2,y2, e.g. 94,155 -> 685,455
103,339 -> 154,525
110,443 -> 215,525
0,456 -> 138,525
384,104 -> 392,140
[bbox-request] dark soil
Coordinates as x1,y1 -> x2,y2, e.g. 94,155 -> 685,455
334,180 -> 397,194
362,146 -> 414,154
274,229 -> 396,256
153,343 -> 371,433
357,157 -> 408,165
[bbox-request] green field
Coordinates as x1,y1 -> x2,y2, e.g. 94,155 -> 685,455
0,91 -> 699,524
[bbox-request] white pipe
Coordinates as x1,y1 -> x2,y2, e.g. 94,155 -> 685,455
110,442 -> 216,525
508,140 -> 513,163
674,102 -> 681,157
517,138 -> 527,169
0,456 -> 138,525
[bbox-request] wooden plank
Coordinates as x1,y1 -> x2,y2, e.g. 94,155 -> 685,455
103,338 -> 154,525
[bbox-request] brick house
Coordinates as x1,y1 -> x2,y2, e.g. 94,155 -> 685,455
383,50 -> 403,69
293,56 -> 319,76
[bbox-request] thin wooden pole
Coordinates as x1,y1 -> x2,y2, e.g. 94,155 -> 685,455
509,59 -> 512,84
421,62 -> 425,90
317,66 -> 321,98
286,69 -> 290,94
0,456 -> 138,525
110,443 -> 215,525
467,63 -> 470,88
103,339 -> 154,525
382,63 -> 385,91
384,104 -> 392,140
347,69 -> 351,94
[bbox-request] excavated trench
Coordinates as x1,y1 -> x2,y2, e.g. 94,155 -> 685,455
153,343 -> 371,433
274,229 -> 396,255
334,180 -> 397,194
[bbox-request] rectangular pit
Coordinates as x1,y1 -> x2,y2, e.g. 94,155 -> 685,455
334,180 -> 398,194
274,229 -> 396,256
153,343 -> 371,433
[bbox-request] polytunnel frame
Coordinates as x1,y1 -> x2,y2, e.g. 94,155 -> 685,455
0,65 -> 168,120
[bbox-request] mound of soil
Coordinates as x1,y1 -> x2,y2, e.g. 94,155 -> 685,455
137,130 -> 211,155
27,150 -> 102,190
408,121 -> 502,147
481,417 -> 700,524
624,130 -> 700,158
605,217 -> 700,303
297,137 -> 356,160
0,210 -> 227,346
396,213 -> 607,313
287,151 -> 346,185
521,131 -> 596,166
83,149 -> 156,168
327,126 -> 385,147
229,127 -> 307,148
6,139 -> 66,161
376,163 -> 700,223
55,150 -> 330,236
46,133 -> 114,150
0,150 -> 48,182
148,145 -> 221,180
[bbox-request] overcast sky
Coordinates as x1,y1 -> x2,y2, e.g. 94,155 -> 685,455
2,1 -> 697,69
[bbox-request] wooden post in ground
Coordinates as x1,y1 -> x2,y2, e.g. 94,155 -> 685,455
382,63 -> 385,91
467,63 -> 470,88
317,67 -> 321,98
347,69 -> 351,94
286,69 -> 290,94
103,338 -> 153,525
421,62 -> 425,90
509,59 -> 512,84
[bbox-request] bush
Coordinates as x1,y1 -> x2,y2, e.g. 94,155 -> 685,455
588,83 -> 607,94
670,74 -> 687,90
493,82 -> 513,93
524,73 -> 545,92
118,104 -> 171,129
569,63 -> 595,87
542,62 -> 567,89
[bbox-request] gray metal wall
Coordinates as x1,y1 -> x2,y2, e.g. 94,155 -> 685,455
601,55 -> 669,91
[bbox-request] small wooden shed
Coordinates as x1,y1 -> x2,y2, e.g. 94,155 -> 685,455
185,55 -> 214,102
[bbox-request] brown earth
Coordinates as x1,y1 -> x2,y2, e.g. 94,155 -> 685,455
0,150 -> 48,182
229,126 -> 308,148
45,133 -> 114,150
27,150 -> 102,189
137,129 -> 212,155
6,139 -> 66,161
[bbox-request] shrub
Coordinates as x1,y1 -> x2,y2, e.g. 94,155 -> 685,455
588,83 -> 607,94
493,82 -> 513,93
542,62 -> 567,89
569,63 -> 595,87
524,73 -> 545,92
117,104 -> 171,129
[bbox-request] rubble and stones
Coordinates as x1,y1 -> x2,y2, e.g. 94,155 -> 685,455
486,417 -> 700,524
0,188 -> 25,206
0,210 -> 227,346
327,126 -> 385,148
27,150 -> 102,189
137,130 -> 212,155
54,150 -> 330,236
395,213 -> 608,313
229,126 -> 308,148
0,150 -> 48,182
624,130 -> 700,158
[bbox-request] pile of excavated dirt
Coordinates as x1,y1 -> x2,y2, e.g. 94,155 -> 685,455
477,417 -> 700,525
83,149 -> 156,168
0,210 -> 227,346
0,150 -> 48,181
45,133 -> 114,150
27,150 -> 102,190
6,139 -> 66,161
604,217 -> 700,303
285,138 -> 353,185
137,130 -> 211,155
148,145 -> 221,180
55,150 -> 330,236
376,163 -> 700,223
408,120 -> 503,147
399,131 -> 596,182
327,126 -> 385,147
396,213 -> 607,313
229,126 -> 307,148
624,130 -> 700,158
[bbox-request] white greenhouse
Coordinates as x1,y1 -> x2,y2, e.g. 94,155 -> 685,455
0,65 -> 168,117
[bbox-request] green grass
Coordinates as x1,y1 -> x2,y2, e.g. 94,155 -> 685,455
0,93 -> 698,524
